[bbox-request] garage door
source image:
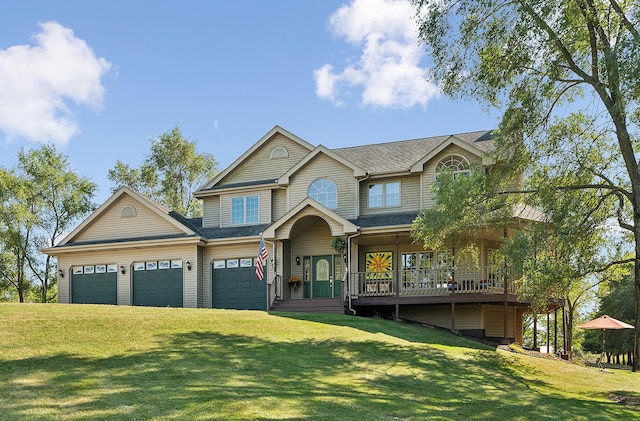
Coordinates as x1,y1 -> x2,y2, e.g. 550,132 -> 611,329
71,264 -> 117,304
133,260 -> 183,307
212,258 -> 266,310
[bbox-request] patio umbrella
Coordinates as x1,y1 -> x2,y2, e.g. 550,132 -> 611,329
577,315 -> 635,357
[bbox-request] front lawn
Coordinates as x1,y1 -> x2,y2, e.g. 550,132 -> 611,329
0,303 -> 637,420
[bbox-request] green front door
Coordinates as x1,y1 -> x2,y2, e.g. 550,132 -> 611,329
312,255 -> 333,298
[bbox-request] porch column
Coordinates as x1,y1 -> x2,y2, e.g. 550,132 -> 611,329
562,306 -> 567,356
546,312 -> 550,354
533,313 -> 538,350
451,302 -> 456,331
554,308 -> 558,354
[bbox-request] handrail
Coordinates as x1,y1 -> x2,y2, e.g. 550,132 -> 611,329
351,266 -> 516,297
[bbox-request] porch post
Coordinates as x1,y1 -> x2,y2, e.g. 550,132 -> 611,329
533,313 -> 538,350
546,312 -> 550,354
395,236 -> 400,297
562,306 -> 567,355
503,250 -> 508,344
451,302 -> 456,331
554,308 -> 558,354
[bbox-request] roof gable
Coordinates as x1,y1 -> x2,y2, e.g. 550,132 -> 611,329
195,125 -> 315,196
58,187 -> 195,246
263,197 -> 359,239
278,145 -> 367,185
333,130 -> 494,175
410,134 -> 495,173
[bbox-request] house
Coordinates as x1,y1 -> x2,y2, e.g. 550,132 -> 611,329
43,125 -> 554,344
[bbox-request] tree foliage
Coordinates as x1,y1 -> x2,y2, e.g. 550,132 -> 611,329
108,125 -> 218,217
412,0 -> 639,368
0,145 -> 96,302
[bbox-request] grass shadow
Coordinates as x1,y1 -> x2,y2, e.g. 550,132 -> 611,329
2,326 -> 638,420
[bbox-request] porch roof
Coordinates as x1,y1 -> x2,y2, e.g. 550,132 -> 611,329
349,212 -> 417,228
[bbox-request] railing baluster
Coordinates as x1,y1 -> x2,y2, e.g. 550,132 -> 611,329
352,266 -> 516,297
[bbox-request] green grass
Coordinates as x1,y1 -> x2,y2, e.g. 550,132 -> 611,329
0,304 -> 638,420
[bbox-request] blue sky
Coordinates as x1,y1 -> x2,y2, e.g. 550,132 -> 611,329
0,0 -> 500,204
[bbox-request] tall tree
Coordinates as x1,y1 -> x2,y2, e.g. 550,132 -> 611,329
108,125 -> 218,217
0,145 -> 97,303
0,168 -> 35,302
17,146 -> 97,303
412,0 -> 639,369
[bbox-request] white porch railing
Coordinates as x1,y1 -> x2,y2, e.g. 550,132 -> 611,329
350,266 -> 516,297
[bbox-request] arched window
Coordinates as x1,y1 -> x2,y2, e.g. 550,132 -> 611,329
270,147 -> 289,159
120,205 -> 137,218
308,178 -> 337,209
436,155 -> 470,179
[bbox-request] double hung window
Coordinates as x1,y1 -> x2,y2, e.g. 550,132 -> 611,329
231,195 -> 259,225
368,181 -> 400,208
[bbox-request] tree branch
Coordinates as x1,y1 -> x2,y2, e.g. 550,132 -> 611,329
608,0 -> 640,43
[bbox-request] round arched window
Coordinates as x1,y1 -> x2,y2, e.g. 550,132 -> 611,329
308,178 -> 337,209
436,155 -> 470,178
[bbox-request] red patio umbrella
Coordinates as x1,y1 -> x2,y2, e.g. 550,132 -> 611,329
577,315 -> 635,359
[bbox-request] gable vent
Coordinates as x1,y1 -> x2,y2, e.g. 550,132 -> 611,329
271,147 -> 289,159
120,205 -> 137,218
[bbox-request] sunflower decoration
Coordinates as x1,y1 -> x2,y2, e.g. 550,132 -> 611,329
366,252 -> 393,279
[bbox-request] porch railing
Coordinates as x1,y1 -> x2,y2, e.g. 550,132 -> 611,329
350,266 -> 516,298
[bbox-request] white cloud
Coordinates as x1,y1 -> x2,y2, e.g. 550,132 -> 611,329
0,21 -> 111,145
314,0 -> 439,109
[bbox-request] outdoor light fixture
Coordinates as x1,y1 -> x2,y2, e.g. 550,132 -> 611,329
58,269 -> 64,278
120,265 -> 126,275
296,256 -> 300,265
186,261 -> 192,271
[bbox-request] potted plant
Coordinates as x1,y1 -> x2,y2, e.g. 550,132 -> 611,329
288,275 -> 301,287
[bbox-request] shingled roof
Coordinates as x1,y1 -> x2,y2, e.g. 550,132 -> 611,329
332,130 -> 494,174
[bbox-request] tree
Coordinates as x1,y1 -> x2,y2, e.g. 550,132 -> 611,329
0,168 -> 36,302
108,125 -> 218,217
18,146 -> 97,302
0,145 -> 96,303
412,0 -> 639,369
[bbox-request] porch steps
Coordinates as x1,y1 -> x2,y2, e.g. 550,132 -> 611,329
270,298 -> 345,315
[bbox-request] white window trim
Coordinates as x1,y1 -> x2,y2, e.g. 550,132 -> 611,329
368,181 -> 401,208
308,178 -> 338,209
231,195 -> 260,225
435,155 -> 471,179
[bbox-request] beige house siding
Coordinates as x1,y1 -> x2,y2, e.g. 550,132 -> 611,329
273,208 -> 347,240
222,135 -> 310,185
202,196 -> 220,228
288,154 -> 358,219
272,188 -> 287,221
74,196 -> 185,243
55,244 -> 197,307
220,190 -> 271,227
421,145 -> 484,209
360,175 -> 421,216
484,304 -> 516,338
399,304 -> 482,330
197,247 -> 204,308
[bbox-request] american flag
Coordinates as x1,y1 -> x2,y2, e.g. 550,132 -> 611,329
255,237 -> 268,281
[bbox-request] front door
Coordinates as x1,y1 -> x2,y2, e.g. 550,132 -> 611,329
312,255 -> 333,298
